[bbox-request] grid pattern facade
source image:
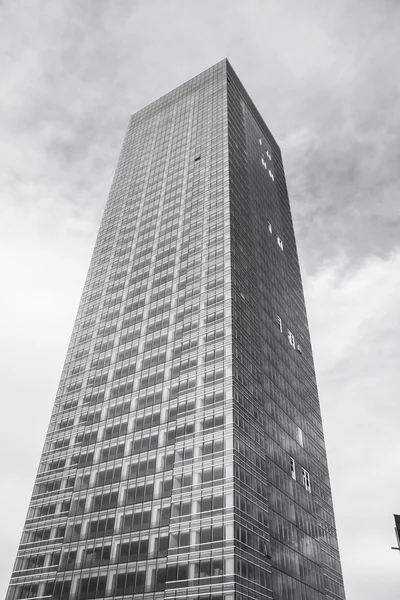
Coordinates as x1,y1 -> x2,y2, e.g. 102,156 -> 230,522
226,62 -> 345,600
7,59 -> 345,600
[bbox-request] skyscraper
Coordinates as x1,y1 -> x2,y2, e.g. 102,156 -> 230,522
7,59 -> 346,600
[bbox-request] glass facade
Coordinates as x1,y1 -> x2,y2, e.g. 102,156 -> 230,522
7,59 -> 345,600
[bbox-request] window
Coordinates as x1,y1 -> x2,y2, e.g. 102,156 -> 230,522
161,452 -> 175,470
83,546 -> 111,567
170,530 -> 190,549
202,439 -> 224,455
111,380 -> 134,399
268,169 -> 274,181
302,468 -> 311,492
104,421 -> 128,440
205,348 -> 224,363
276,235 -> 283,250
204,369 -> 224,384
200,494 -> 224,512
88,517 -> 115,538
173,473 -> 193,489
202,414 -> 224,430
45,581 -> 71,599
297,427 -> 304,447
97,466 -> 122,485
202,466 -> 224,483
153,535 -> 169,557
194,558 -> 224,578
204,390 -> 224,406
119,539 -> 148,561
158,505 -> 171,526
70,497 -> 86,516
122,510 -> 150,533
101,443 -> 125,462
172,500 -> 191,518
276,315 -> 282,332
287,329 -> 295,348
93,491 -> 118,511
175,447 -> 193,462
127,483 -> 154,503
161,478 -> 173,498
61,549 -> 77,570
76,431 -> 98,447
290,457 -> 296,480
268,221 -> 272,234
199,525 -> 224,545
114,571 -> 139,595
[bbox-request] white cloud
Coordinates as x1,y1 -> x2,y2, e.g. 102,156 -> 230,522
304,249 -> 400,598
305,249 -> 400,368
1,0 -> 400,597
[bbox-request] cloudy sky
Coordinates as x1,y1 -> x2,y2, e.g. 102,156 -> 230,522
1,0 -> 399,597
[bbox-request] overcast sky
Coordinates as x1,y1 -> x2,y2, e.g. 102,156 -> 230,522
1,1 -> 399,598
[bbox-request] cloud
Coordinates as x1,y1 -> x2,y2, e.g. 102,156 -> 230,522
304,248 -> 400,598
305,249 -> 400,368
1,0 -> 399,598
